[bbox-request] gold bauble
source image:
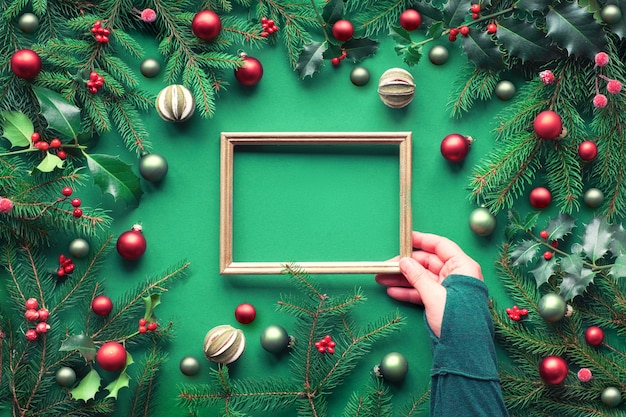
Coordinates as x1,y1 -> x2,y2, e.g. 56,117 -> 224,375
203,325 -> 245,364
155,84 -> 195,122
377,68 -> 416,108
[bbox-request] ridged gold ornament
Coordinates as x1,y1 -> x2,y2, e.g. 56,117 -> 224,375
377,68 -> 416,108
155,84 -> 195,122
203,324 -> 246,364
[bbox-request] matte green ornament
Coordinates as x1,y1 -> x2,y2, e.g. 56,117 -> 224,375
179,356 -> 201,376
428,45 -> 449,65
18,13 -> 39,33
468,207 -> 496,237
601,386 -> 622,407
538,293 -> 566,322
584,188 -> 604,208
69,238 -> 90,258
601,4 -> 622,25
375,352 -> 408,383
260,324 -> 291,354
495,80 -> 516,101
55,366 -> 77,387
138,153 -> 168,182
350,66 -> 370,86
140,58 -> 161,78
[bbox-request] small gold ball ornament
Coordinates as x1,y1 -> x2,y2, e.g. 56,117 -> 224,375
377,68 -> 416,108
203,325 -> 246,364
155,84 -> 195,122
18,13 -> 39,33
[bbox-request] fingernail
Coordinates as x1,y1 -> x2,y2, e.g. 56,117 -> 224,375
399,257 -> 415,272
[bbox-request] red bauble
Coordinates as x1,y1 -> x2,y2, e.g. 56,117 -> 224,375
192,10 -> 222,41
331,19 -> 354,41
116,225 -> 147,260
533,110 -> 563,140
440,133 -> 471,162
399,9 -> 422,31
578,140 -> 598,161
91,295 -> 113,316
11,49 -> 42,79
234,55 -> 263,86
235,303 -> 257,324
529,187 -> 552,209
96,341 -> 127,372
539,356 -> 568,385
585,326 -> 604,346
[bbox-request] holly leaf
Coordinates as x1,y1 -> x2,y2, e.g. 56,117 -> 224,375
510,239 -> 541,266
443,0 -> 472,27
545,213 -> 576,240
581,217 -> 612,261
496,16 -> 560,64
142,293 -> 161,320
296,41 -> 327,79
33,152 -> 64,173
461,29 -> 506,70
414,2 -> 444,32
60,333 -> 97,362
33,86 -> 81,141
104,353 -> 133,399
70,369 -> 101,402
0,111 -> 33,148
85,153 -> 143,208
609,254 -> 626,278
560,254 -> 595,300
344,38 -> 379,62
322,0 -> 344,24
530,257 -> 556,287
390,26 -> 422,66
609,223 -> 626,255
515,0 -> 551,14
546,1 -> 607,59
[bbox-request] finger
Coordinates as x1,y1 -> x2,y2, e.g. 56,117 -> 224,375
411,251 -> 445,275
375,273 -> 412,288
386,287 -> 424,305
399,257 -> 444,307
412,231 -> 467,262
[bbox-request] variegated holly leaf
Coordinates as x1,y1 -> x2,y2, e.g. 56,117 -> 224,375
510,239 -> 541,266
610,254 -> 626,278
560,254 -> 595,300
530,257 -> 556,287
296,41 -> 327,79
496,16 -> 559,64
546,1 -> 607,59
581,217 -> 612,261
609,223 -> 626,255
34,152 -> 64,173
85,153 -> 142,208
0,111 -> 33,148
545,213 -> 576,240
60,333 -> 97,361
142,293 -> 161,320
70,369 -> 101,402
461,29 -> 506,70
390,25 -> 422,66
104,353 -> 133,399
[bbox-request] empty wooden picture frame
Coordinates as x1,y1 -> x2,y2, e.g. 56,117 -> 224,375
220,132 -> 412,275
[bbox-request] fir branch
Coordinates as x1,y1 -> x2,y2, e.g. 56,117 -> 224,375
352,0 -> 411,38
448,64 -> 500,118
543,140 -> 582,214
127,343 -> 166,417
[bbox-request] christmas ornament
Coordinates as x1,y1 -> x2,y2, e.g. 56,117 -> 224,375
91,295 -> 113,316
538,293 -> 566,322
377,68 -> 415,108
539,356 -> 568,385
440,133 -> 472,162
578,140 -> 598,161
116,224 -> 147,260
529,186 -> 552,209
234,303 -> 256,324
583,188 -> 604,208
179,356 -> 201,376
203,324 -> 246,364
10,49 -> 42,79
584,326 -> 604,346
350,66 -> 370,86
140,58 -> 161,78
260,324 -> 292,354
601,387 -> 622,407
577,368 -> 592,382
96,341 -> 127,372
495,80 -> 516,101
55,366 -> 76,387
68,238 -> 90,258
155,84 -> 195,122
601,4 -> 622,24
468,207 -> 497,236
428,45 -> 449,65
138,152 -> 168,182
374,352 -> 408,383
331,19 -> 354,41
234,53 -> 263,86
399,9 -> 422,31
533,110 -> 563,140
18,13 -> 39,32
192,10 -> 222,41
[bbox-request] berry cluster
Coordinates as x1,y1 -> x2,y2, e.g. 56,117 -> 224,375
24,298 -> 50,341
57,254 -> 75,277
260,17 -> 278,37
538,230 -> 559,260
91,20 -> 110,43
470,3 -> 481,19
314,335 -> 336,354
137,318 -> 159,334
331,50 -> 348,66
86,71 -> 104,94
505,305 -> 528,321
31,132 -> 68,159
591,52 -> 625,109
61,186 -> 83,218
448,4 -> 498,41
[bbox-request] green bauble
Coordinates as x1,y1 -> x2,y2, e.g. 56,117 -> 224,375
538,293 -> 566,322
139,153 -> 168,182
601,4 -> 622,25
583,188 -> 604,208
468,207 -> 497,237
350,66 -> 370,86
179,356 -> 201,376
601,386 -> 622,407
260,324 -> 291,354
55,366 -> 76,387
140,58 -> 161,78
68,238 -> 90,258
428,45 -> 449,65
377,352 -> 408,383
495,80 -> 516,101
18,13 -> 39,33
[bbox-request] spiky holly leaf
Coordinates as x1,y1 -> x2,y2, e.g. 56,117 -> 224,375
0,111 -> 33,148
510,239 -> 541,266
545,213 -> 576,240
609,254 -> 626,278
560,254 -> 595,300
34,152 -> 64,173
142,293 -> 161,320
546,1 -> 607,59
443,0 -> 472,28
530,257 -> 556,287
515,0 -> 551,14
461,29 -> 506,70
390,26 -> 422,66
71,369 -> 101,402
581,217 -> 612,261
104,353 -> 133,399
609,224 -> 626,255
344,38 -> 379,62
496,17 -> 559,64
33,86 -> 81,141
60,333 -> 97,361
322,0 -> 343,24
296,41 -> 327,79
85,153 -> 142,208
414,2 -> 445,33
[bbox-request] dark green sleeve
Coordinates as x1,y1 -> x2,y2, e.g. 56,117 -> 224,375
428,275 -> 509,417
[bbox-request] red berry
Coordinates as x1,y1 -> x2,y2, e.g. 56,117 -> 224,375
261,17 -> 268,24
57,267 -> 65,277
139,325 -> 148,334
25,298 -> 39,310
551,240 -> 559,248
62,187 -> 73,196
57,150 -> 67,159
38,308 -> 50,321
459,26 -> 470,36
539,230 -> 549,239
36,141 -> 49,151
25,309 -> 39,322
327,347 -> 335,354
147,321 -> 158,331
470,4 -> 481,13
450,28 -> 459,36
64,263 -> 75,274
50,138 -> 61,148
72,208 -> 83,218
448,34 -> 457,42
71,198 -> 81,207
138,318 -> 147,326
331,57 -> 340,66
35,321 -> 50,334
93,20 -> 102,28
260,31 -> 269,37
472,13 -> 479,19
25,329 -> 38,341
31,132 -> 40,142
520,308 -> 528,315
543,251 -> 553,260
487,23 -> 497,34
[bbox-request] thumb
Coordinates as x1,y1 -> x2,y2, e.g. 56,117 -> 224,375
399,257 -> 441,305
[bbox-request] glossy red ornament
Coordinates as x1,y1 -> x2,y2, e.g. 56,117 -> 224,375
585,325 -> 604,346
10,49 -> 42,79
533,110 -> 563,140
234,303 -> 257,324
92,295 -> 113,316
116,224 -> 147,260
234,55 -> 263,86
539,356 -> 568,385
578,140 -> 598,161
529,187 -> 552,209
440,133 -> 471,162
331,19 -> 354,41
96,341 -> 127,372
399,9 -> 422,31
192,10 -> 222,41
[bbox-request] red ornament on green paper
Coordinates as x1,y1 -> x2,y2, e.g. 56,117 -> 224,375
91,295 -> 113,316
578,141 -> 598,161
234,54 -> 263,86
584,325 -> 604,346
96,341 -> 127,372
529,187 -> 552,209
331,19 -> 354,41
399,9 -> 422,31
10,49 -> 42,79
440,133 -> 472,162
192,10 -> 221,41
234,303 -> 256,324
539,356 -> 568,385
533,110 -> 563,140
116,224 -> 147,260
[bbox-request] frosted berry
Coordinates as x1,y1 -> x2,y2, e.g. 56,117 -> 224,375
35,321 -> 50,334
607,79 -> 622,94
62,187 -> 73,196
539,70 -> 555,85
140,8 -> 157,23
25,309 -> 39,322
593,93 -> 608,108
539,230 -> 549,239
25,329 -> 38,341
0,198 -> 13,213
37,308 -> 50,321
25,298 -> 39,310
595,52 -> 609,67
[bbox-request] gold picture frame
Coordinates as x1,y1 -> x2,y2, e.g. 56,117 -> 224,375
219,132 -> 413,275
